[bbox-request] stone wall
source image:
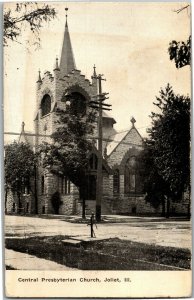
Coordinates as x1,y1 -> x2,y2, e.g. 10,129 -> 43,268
36,168 -> 82,215
6,189 -> 16,213
113,195 -> 162,215
170,202 -> 190,215
6,189 -> 35,214
59,195 -> 82,215
107,127 -> 143,168
102,192 -> 190,216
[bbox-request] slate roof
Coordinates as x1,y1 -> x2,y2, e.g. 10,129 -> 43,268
102,111 -> 116,124
105,125 -> 143,157
59,19 -> 76,77
106,131 -> 128,156
18,123 -> 34,149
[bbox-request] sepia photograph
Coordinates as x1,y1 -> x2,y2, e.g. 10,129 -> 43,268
4,1 -> 191,298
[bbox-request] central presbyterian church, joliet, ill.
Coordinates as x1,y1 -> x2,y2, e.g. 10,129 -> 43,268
6,11 -> 189,216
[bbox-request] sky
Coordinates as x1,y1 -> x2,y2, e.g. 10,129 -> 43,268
4,2 -> 191,143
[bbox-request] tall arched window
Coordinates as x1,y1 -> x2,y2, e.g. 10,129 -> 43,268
124,156 -> 143,194
59,176 -> 71,195
41,94 -> 51,117
113,169 -> 120,194
41,176 -> 45,194
89,154 -> 98,170
124,156 -> 137,194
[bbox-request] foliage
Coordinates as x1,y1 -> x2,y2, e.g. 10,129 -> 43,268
4,141 -> 36,192
168,35 -> 191,68
39,97 -> 96,188
4,2 -> 56,48
145,84 -> 190,203
139,145 -> 168,209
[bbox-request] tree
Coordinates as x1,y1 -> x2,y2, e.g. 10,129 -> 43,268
4,2 -> 56,48
168,35 -> 191,68
168,4 -> 191,68
39,94 -> 96,218
4,141 -> 37,213
144,84 -> 190,217
139,144 -> 169,217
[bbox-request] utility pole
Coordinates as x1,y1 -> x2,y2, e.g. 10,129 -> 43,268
96,75 -> 103,221
89,73 -> 112,222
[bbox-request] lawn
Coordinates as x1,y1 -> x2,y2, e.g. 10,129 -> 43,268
5,236 -> 191,270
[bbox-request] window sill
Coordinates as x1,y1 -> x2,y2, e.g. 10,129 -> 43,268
40,112 -> 51,119
124,193 -> 144,197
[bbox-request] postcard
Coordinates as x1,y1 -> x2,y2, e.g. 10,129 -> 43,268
4,2 -> 191,298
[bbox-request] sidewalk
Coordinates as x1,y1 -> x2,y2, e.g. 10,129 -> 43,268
5,249 -> 75,270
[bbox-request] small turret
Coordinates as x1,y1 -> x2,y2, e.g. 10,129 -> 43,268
53,56 -> 60,81
22,121 -> 25,131
91,64 -> 98,93
54,56 -> 60,71
37,70 -> 42,89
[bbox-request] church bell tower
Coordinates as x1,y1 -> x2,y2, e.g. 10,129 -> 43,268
34,7 -> 98,214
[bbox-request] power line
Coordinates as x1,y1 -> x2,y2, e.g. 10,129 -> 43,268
4,131 -> 143,147
108,126 -> 149,137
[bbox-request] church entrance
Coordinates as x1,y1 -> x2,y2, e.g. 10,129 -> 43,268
80,175 -> 96,200
86,175 -> 96,200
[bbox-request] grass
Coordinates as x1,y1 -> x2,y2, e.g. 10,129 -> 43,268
5,236 -> 191,270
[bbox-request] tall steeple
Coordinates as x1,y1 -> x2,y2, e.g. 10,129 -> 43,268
59,8 -> 76,77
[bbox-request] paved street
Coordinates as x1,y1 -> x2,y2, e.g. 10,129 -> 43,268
5,215 -> 191,249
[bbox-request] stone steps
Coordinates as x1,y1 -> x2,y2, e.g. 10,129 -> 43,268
61,239 -> 81,247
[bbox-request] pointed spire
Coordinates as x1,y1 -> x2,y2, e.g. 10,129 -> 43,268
37,70 -> 42,83
54,56 -> 60,71
91,64 -> 98,93
60,7 -> 76,77
65,7 -> 68,28
93,64 -> 97,78
21,121 -> 25,132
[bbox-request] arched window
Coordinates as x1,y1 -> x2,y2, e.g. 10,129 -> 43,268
89,154 -> 98,170
59,176 -> 71,194
41,176 -> 45,194
67,92 -> 86,116
12,203 -> 16,213
113,169 -> 120,194
124,156 -> 143,194
64,177 -> 71,194
41,94 -> 51,117
124,156 -> 137,194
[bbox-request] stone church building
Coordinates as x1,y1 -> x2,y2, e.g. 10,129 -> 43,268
6,13 -> 189,216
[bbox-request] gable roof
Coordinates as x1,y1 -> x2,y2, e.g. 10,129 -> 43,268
106,125 -> 143,157
18,123 -> 34,149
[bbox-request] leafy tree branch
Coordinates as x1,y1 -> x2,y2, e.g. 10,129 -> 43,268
4,2 -> 57,48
